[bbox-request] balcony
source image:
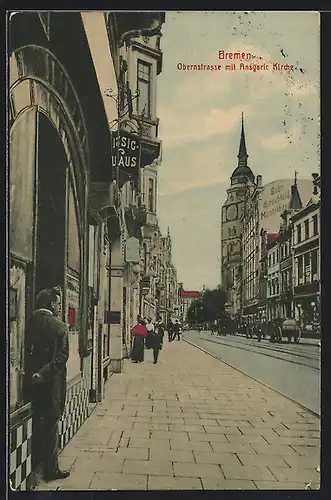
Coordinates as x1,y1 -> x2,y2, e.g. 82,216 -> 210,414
89,181 -> 121,237
124,204 -> 147,239
131,114 -> 160,141
294,281 -> 319,297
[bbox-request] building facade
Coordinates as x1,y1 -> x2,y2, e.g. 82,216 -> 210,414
241,177 -> 263,320
8,11 -> 166,490
157,230 -> 178,323
277,178 -> 303,320
292,178 -> 320,332
266,235 -> 280,321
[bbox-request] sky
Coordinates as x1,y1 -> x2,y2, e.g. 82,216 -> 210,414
156,11 -> 320,291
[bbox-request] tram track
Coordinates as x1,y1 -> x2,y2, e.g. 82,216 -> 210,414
184,337 -> 321,418
199,333 -> 320,371
204,334 -> 318,360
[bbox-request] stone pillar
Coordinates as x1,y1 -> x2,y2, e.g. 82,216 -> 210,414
109,237 -> 124,373
97,223 -> 106,399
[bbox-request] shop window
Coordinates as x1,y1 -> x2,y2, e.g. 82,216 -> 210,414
10,264 -> 27,411
66,183 -> 82,380
137,60 -> 152,117
304,252 -> 311,284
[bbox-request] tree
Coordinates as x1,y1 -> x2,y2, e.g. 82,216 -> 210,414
187,299 -> 204,324
201,286 -> 227,323
187,287 -> 227,325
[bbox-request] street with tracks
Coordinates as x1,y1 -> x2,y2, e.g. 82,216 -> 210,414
183,331 -> 321,416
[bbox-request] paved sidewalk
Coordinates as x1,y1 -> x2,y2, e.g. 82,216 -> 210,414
36,340 -> 320,491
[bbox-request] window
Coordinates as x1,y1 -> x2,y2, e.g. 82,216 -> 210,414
297,224 -> 302,243
272,252 -> 275,265
148,178 -> 154,212
311,249 -> 318,279
313,214 -> 318,235
304,220 -> 309,240
298,255 -> 303,282
304,252 -> 311,283
137,60 -> 152,117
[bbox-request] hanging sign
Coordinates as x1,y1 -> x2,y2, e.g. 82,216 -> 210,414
110,131 -> 141,186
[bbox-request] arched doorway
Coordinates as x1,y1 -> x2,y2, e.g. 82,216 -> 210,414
35,112 -> 67,298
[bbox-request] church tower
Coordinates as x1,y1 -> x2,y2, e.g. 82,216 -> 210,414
221,114 -> 255,313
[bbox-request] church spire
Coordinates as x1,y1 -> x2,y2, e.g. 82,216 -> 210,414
289,172 -> 302,210
237,112 -> 248,168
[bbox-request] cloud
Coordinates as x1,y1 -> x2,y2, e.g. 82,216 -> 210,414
261,123 -> 301,151
159,103 -> 251,150
158,140 -> 232,196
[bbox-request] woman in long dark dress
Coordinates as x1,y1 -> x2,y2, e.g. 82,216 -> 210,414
131,318 -> 148,363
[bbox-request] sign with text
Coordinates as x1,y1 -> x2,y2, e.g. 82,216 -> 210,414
110,131 -> 141,186
259,179 -> 312,233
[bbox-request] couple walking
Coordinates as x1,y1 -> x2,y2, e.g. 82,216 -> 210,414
131,317 -> 164,364
167,320 -> 182,342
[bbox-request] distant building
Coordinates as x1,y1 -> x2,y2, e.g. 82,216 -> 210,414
277,176 -> 303,319
266,234 -> 280,321
178,288 -> 202,323
241,176 -> 313,321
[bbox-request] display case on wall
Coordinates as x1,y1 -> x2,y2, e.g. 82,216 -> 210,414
66,272 -> 81,381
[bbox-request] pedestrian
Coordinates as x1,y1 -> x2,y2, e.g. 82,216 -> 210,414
156,318 -> 165,343
24,287 -> 70,482
131,317 -> 148,362
166,319 -> 174,342
145,317 -> 155,349
173,320 -> 182,341
151,328 -> 163,364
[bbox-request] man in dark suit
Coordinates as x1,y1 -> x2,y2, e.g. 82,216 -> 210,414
25,287 -> 70,481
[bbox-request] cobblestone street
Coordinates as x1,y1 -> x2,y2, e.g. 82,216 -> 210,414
36,340 -> 320,491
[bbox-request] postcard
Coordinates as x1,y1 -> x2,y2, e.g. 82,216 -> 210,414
8,11 -> 320,492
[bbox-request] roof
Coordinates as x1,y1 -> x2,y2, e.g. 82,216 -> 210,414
288,181 -> 303,210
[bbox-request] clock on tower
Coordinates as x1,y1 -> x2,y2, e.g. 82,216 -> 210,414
226,204 -> 238,221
